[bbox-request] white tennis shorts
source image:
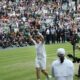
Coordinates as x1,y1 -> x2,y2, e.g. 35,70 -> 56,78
35,58 -> 46,70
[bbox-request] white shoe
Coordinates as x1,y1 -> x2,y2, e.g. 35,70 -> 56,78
46,75 -> 52,80
48,75 -> 52,78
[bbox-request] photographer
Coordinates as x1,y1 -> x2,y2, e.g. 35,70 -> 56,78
51,48 -> 74,80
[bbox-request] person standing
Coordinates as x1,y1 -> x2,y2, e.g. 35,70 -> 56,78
51,48 -> 74,80
29,30 -> 51,80
50,27 -> 56,44
56,27 -> 61,43
60,28 -> 65,43
45,28 -> 50,44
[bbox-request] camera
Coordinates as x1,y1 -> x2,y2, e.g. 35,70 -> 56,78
67,54 -> 80,63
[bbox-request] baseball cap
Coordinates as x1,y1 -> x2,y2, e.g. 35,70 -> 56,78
57,48 -> 65,55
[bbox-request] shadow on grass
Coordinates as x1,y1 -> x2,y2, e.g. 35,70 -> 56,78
74,75 -> 79,80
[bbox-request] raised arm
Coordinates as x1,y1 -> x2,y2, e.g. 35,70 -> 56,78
29,35 -> 36,45
38,32 -> 44,43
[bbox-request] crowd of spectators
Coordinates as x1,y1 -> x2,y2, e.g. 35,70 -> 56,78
0,0 -> 80,48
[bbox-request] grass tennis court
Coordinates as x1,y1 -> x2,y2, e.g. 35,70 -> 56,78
0,42 -> 80,80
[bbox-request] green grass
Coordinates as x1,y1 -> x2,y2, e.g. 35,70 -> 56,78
0,42 -> 80,80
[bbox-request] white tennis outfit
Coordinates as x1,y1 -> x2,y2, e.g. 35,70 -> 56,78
32,39 -> 46,70
51,58 -> 74,80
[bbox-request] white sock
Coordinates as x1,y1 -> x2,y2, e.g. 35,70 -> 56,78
48,75 -> 52,78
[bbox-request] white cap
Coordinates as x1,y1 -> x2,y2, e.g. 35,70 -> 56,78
57,48 -> 65,55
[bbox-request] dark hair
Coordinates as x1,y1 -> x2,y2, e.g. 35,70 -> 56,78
60,57 -> 64,63
58,54 -> 64,63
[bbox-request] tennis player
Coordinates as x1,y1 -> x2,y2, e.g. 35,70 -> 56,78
29,31 -> 51,80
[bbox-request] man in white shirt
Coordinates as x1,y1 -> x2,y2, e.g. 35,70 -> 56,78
51,48 -> 74,80
29,30 -> 51,80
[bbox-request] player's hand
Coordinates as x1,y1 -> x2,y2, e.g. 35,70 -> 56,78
28,33 -> 32,39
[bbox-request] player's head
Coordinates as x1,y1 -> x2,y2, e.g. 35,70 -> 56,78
35,35 -> 41,43
57,48 -> 66,63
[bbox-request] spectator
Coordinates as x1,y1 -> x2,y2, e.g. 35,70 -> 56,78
45,27 -> 50,44
50,27 -> 56,43
0,0 -> 79,48
56,26 -> 61,43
